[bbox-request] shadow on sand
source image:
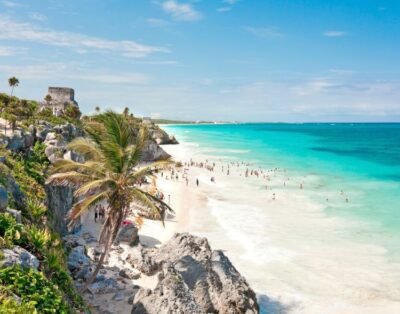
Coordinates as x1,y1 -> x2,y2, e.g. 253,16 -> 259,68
258,294 -> 300,314
139,235 -> 162,247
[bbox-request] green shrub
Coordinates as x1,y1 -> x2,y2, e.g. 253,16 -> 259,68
26,198 -> 47,223
0,213 -> 24,247
0,266 -> 69,313
0,286 -> 37,314
25,225 -> 51,253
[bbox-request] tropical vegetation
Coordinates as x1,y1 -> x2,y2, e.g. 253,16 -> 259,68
47,111 -> 173,291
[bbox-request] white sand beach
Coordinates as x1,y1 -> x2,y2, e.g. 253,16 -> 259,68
77,140 -> 400,314
154,142 -> 400,314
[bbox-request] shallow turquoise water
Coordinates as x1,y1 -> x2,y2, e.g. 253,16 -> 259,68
164,123 -> 400,260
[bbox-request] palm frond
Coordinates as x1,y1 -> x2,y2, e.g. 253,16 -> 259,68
128,159 -> 173,183
74,179 -> 116,198
46,172 -> 92,188
51,159 -> 105,177
67,137 -> 104,161
67,191 -> 108,227
126,128 -> 147,169
130,188 -> 172,225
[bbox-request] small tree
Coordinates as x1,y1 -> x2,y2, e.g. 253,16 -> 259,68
8,77 -> 19,97
95,106 -> 100,114
44,94 -> 52,105
64,104 -> 81,120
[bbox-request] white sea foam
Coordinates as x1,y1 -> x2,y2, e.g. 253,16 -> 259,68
162,141 -> 400,314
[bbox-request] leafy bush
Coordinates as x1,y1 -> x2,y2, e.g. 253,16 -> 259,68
0,213 -> 24,247
26,198 -> 47,223
0,266 -> 69,313
25,225 -> 51,253
0,286 -> 37,314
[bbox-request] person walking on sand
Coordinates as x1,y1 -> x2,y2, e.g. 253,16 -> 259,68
186,177 -> 189,186
272,193 -> 276,200
94,205 -> 98,223
196,178 -> 199,187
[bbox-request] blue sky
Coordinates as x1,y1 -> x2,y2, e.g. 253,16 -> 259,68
0,0 -> 399,122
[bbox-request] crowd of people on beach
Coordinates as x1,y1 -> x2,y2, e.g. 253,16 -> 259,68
156,157 -> 350,204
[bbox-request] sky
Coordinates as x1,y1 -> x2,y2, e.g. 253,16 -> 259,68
0,0 -> 399,122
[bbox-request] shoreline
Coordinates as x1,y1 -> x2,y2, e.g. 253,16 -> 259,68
153,137 -> 400,314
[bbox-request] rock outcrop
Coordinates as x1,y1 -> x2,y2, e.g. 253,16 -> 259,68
0,185 -> 8,210
141,140 -> 170,161
4,130 -> 34,152
45,183 -> 74,236
0,246 -> 40,270
132,264 -> 203,314
116,223 -> 139,246
129,233 -> 259,314
148,127 -> 179,145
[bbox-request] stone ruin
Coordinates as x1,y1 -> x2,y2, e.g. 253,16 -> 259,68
41,87 -> 79,116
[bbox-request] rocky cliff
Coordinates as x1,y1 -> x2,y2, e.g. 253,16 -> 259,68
130,233 -> 259,314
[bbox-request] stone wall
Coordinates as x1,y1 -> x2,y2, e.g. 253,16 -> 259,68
48,87 -> 75,104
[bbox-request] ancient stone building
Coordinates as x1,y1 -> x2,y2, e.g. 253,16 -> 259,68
41,87 -> 79,116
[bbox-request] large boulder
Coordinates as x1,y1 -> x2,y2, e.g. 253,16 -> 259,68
5,130 -> 34,152
116,223 -> 138,245
141,140 -> 170,161
67,245 -> 91,272
0,166 -> 25,210
0,246 -> 39,269
149,128 -> 179,145
0,185 -> 8,210
130,233 -> 259,314
132,264 -> 203,314
45,183 -> 75,236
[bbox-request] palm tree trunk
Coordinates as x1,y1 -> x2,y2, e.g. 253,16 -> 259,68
80,233 -> 113,293
10,86 -> 14,97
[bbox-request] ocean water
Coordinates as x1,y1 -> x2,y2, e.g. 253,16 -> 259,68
163,123 -> 400,313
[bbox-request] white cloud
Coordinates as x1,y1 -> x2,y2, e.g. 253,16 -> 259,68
244,26 -> 284,38
217,7 -> 231,12
1,1 -> 20,8
223,0 -> 240,4
0,16 -> 168,58
76,73 -> 149,84
323,31 -> 348,37
161,0 -> 202,21
29,12 -> 47,21
0,63 -> 150,84
147,18 -> 169,27
0,46 -> 19,56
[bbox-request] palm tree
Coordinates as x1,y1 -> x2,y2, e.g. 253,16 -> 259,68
95,106 -> 100,114
8,77 -> 19,97
123,107 -> 129,117
46,111 -> 173,292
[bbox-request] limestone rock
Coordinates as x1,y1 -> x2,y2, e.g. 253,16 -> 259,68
116,223 -> 138,245
45,183 -> 74,236
88,278 -> 120,295
67,246 -> 91,272
119,268 -> 141,280
0,185 -> 8,210
130,233 -> 259,314
0,246 -> 39,269
63,234 -> 86,249
4,208 -> 21,223
0,171 -> 25,210
132,264 -> 204,314
141,140 -> 170,161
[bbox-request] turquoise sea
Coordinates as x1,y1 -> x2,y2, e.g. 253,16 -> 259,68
164,123 -> 400,260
